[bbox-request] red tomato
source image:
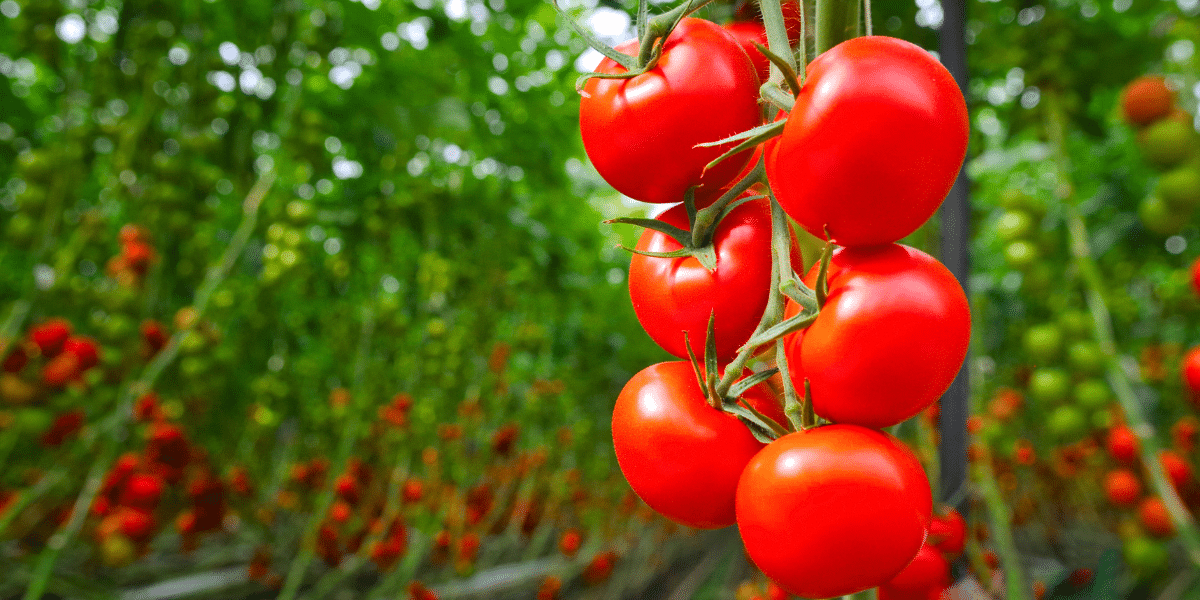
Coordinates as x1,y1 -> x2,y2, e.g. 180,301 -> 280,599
629,197 -> 801,362
30,318 -> 72,357
736,424 -> 932,598
1160,450 -> 1193,491
1183,346 -> 1200,406
928,508 -> 966,559
766,36 -> 968,246
877,544 -> 951,600
1122,76 -> 1174,127
1106,424 -> 1139,465
580,18 -> 762,204
1104,469 -> 1142,507
63,336 -> 99,371
723,21 -> 771,83
612,361 -> 784,529
1138,497 -> 1174,537
785,244 -> 969,428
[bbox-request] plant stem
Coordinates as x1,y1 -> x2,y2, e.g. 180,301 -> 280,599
1043,92 -> 1200,568
759,0 -> 798,85
815,0 -> 859,55
975,450 -> 1030,600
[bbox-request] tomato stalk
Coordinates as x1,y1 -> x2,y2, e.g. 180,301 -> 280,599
974,447 -> 1030,600
815,0 -> 860,55
1044,91 -> 1200,568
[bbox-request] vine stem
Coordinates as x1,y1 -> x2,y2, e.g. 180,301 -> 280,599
815,0 -> 859,55
758,0 -> 798,86
974,450 -> 1030,600
21,171 -> 275,600
1043,92 -> 1200,567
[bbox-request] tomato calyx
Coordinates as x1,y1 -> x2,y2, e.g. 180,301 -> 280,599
608,163 -> 768,272
556,0 -> 718,93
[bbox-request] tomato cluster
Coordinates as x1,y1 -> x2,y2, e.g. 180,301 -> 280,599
572,1 -> 970,595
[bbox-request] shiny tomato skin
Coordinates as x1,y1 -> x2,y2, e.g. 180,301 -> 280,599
629,197 -> 801,362
723,21 -> 771,83
1183,346 -> 1200,404
877,544 -> 952,600
580,18 -> 762,204
736,425 -> 932,598
787,244 -> 969,428
612,361 -> 783,529
766,36 -> 968,247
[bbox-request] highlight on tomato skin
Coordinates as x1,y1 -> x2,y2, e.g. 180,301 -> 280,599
735,424 -> 933,599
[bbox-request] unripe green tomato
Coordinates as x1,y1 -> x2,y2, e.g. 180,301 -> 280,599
1091,408 -> 1113,430
1058,310 -> 1092,339
996,210 -> 1035,242
1138,195 -> 1189,236
1124,537 -> 1169,579
15,407 -> 51,433
1067,340 -> 1105,374
1028,367 -> 1071,404
99,314 -> 137,342
1004,240 -> 1040,269
286,200 -> 315,223
179,330 -> 207,355
180,355 -> 208,378
1157,167 -> 1200,209
1141,120 -> 1194,169
1023,323 -> 1063,363
1047,404 -> 1088,441
1073,378 -> 1110,410
1000,189 -> 1046,218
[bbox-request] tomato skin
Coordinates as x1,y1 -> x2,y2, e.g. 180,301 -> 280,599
1183,346 -> 1200,405
786,244 -> 969,429
580,18 -> 762,204
612,362 -> 783,529
736,425 -> 932,598
876,545 -> 951,600
928,508 -> 965,558
766,36 -> 968,247
629,198 -> 801,362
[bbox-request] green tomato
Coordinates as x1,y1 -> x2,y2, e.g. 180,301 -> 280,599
1091,408 -> 1113,430
1066,340 -> 1105,374
1157,167 -> 1200,209
1138,195 -> 1190,236
1023,323 -> 1063,363
1141,119 -> 1194,169
1046,404 -> 1088,441
1004,240 -> 1040,269
1028,367 -> 1071,404
1000,189 -> 1046,218
1124,536 -> 1169,579
1073,378 -> 1110,410
1057,310 -> 1092,339
996,210 -> 1035,242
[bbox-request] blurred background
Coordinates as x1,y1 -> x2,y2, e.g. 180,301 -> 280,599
0,0 -> 1199,598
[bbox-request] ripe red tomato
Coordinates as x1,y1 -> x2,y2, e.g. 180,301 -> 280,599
1104,469 -> 1142,507
928,508 -> 965,559
1122,76 -> 1174,126
1138,497 -> 1174,537
629,197 -> 801,362
766,36 -> 968,247
736,425 -> 932,598
784,244 -> 969,428
612,361 -> 784,529
876,544 -> 951,600
722,21 -> 772,83
1183,346 -> 1200,405
1190,257 -> 1200,297
1106,424 -> 1139,464
580,18 -> 762,204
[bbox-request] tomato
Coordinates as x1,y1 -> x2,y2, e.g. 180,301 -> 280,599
927,508 -> 965,559
1027,367 -> 1070,404
1160,450 -> 1192,491
1191,256 -> 1200,298
611,361 -> 784,529
766,36 -> 968,247
1022,323 -> 1063,363
784,244 -> 969,429
876,544 -> 951,600
580,18 -> 762,204
1106,424 -> 1139,465
1183,346 -> 1200,405
1121,76 -> 1173,127
722,21 -> 772,83
629,197 -> 801,362
1103,469 -> 1141,507
1138,497 -> 1174,537
736,424 -> 932,598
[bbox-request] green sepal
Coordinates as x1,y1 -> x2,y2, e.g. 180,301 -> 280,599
753,42 -> 802,97
727,368 -> 778,399
739,312 -> 817,352
699,120 -> 787,175
704,311 -> 720,402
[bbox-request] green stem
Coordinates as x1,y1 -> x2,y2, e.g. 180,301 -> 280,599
758,0 -> 798,84
1044,92 -> 1200,567
815,0 -> 859,55
975,452 -> 1030,600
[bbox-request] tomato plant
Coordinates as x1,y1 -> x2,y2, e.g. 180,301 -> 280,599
611,361 -> 784,529
735,425 -> 932,598
766,36 -> 969,247
579,18 -> 763,205
785,244 -> 970,428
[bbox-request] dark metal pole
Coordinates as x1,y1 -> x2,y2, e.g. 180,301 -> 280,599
937,0 -> 970,513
